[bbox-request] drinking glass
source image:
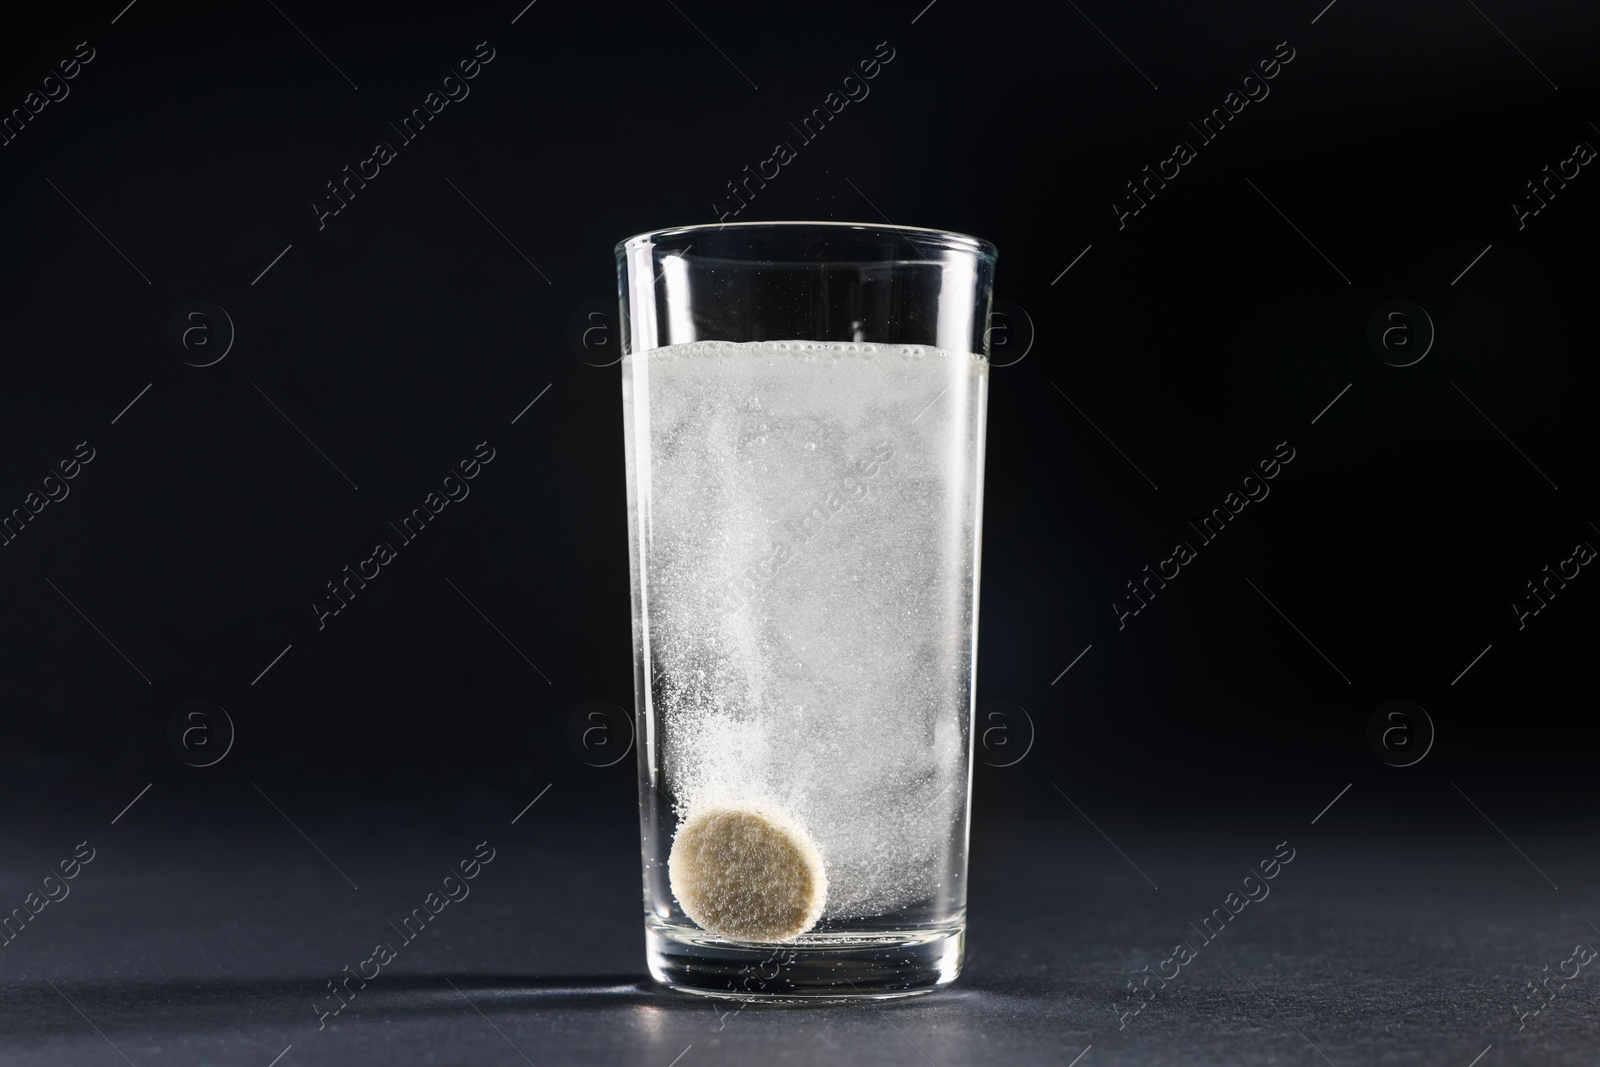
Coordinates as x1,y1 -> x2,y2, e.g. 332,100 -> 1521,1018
617,221 -> 996,999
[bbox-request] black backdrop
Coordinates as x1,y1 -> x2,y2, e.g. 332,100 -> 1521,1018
2,0 -> 1596,841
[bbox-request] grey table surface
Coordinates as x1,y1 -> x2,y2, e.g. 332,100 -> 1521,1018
2,793 -> 1596,1067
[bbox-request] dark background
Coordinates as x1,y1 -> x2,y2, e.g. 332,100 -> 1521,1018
2,0 -> 1594,823
1,1 -> 1597,1063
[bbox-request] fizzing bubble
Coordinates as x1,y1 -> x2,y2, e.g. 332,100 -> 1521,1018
629,340 -> 985,929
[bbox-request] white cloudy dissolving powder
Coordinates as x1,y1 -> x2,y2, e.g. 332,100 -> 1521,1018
626,340 -> 987,940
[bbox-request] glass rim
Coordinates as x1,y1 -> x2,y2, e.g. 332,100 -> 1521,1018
617,220 -> 997,261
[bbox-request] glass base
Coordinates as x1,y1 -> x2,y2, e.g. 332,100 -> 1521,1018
644,917 -> 965,1001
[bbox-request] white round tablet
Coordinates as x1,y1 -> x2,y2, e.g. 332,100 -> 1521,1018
668,804 -> 828,942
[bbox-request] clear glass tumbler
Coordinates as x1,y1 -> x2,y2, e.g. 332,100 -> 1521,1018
617,221 -> 996,999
